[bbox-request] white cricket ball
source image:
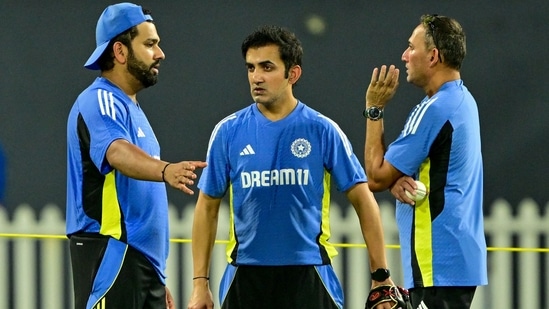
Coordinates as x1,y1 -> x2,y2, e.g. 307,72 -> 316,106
405,180 -> 427,201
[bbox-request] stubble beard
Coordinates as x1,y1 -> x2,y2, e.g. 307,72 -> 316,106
253,90 -> 284,108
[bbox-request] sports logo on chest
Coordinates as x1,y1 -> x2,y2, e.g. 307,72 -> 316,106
291,138 -> 311,158
241,168 -> 310,188
239,138 -> 312,188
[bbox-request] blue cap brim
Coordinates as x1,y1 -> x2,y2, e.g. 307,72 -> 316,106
84,41 -> 110,70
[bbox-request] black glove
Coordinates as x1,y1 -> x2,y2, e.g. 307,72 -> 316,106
365,285 -> 411,309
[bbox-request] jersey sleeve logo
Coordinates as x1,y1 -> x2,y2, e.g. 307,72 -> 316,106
291,138 -> 311,158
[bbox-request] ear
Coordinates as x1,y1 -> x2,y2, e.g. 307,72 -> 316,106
429,48 -> 440,66
112,41 -> 128,65
288,65 -> 302,85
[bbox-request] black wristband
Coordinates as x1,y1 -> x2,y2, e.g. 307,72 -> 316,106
161,163 -> 171,182
192,276 -> 209,280
371,268 -> 391,281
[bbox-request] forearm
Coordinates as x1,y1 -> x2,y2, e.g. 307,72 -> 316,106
347,184 -> 388,270
362,211 -> 388,271
191,193 -> 221,281
364,64 -> 401,191
364,119 -> 390,191
106,139 -> 166,181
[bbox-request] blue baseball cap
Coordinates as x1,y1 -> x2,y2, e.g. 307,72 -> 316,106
84,2 -> 153,70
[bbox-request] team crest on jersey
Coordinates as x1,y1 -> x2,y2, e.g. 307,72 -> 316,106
291,138 -> 311,158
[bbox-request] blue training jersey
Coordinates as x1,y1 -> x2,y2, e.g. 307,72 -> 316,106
385,80 -> 488,289
199,101 -> 366,266
66,77 -> 169,283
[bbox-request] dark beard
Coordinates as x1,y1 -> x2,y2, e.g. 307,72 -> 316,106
127,50 -> 159,88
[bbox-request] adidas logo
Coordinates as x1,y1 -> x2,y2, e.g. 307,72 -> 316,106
137,127 -> 146,138
240,144 -> 255,156
417,301 -> 429,309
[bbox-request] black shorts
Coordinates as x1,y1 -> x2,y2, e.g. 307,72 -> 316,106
69,234 -> 166,309
219,264 -> 343,309
409,286 -> 476,309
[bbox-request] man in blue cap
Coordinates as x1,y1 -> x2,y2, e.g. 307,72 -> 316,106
66,3 -> 206,308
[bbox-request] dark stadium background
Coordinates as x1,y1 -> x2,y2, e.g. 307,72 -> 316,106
1,0 -> 547,215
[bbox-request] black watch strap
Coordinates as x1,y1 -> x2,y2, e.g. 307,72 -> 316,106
371,268 -> 391,281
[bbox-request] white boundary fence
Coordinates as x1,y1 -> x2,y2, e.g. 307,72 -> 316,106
0,198 -> 547,309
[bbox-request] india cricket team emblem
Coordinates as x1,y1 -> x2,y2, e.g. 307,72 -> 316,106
291,138 -> 311,158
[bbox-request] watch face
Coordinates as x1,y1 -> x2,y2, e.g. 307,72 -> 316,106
363,107 -> 383,120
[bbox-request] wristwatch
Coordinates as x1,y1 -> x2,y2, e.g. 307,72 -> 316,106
371,268 -> 391,281
363,106 -> 384,121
